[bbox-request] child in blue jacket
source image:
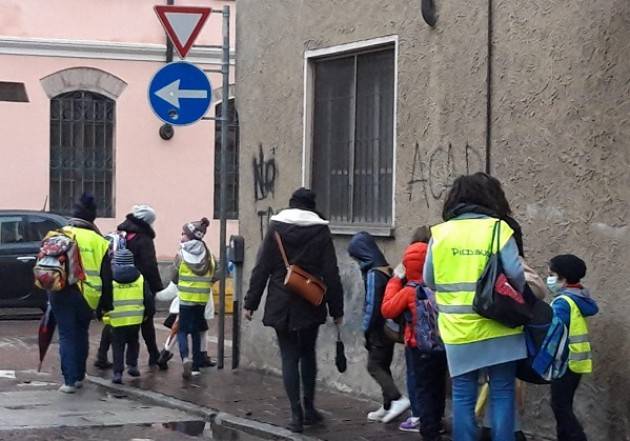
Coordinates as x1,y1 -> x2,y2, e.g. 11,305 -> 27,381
548,255 -> 598,441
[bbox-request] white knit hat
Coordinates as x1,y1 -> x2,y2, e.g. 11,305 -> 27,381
132,204 -> 156,225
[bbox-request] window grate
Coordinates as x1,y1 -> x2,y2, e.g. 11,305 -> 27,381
214,98 -> 239,220
311,46 -> 394,226
49,91 -> 115,217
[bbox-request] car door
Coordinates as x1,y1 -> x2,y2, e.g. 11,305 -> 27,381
0,215 -> 37,303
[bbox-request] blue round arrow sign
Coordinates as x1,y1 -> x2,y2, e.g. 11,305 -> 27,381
148,61 -> 212,126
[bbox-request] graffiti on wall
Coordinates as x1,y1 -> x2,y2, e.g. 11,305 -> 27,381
253,144 -> 277,201
407,142 -> 483,206
257,206 -> 277,241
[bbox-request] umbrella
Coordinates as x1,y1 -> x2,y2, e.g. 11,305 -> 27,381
37,303 -> 56,372
335,324 -> 347,373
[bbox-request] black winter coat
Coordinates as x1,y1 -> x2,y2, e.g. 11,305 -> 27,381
244,217 -> 344,332
117,215 -> 164,295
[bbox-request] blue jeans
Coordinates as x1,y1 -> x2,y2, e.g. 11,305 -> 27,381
49,289 -> 92,386
452,361 -> 517,441
405,347 -> 420,417
178,304 -> 205,369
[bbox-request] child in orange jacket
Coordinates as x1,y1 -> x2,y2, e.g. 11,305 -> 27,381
382,238 -> 447,441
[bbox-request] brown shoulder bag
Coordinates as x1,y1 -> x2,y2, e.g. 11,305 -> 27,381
274,232 -> 327,306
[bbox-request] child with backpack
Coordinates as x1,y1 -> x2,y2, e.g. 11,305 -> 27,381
173,218 -> 216,379
547,255 -> 598,441
348,232 -> 410,424
382,237 -> 447,441
103,248 -> 153,384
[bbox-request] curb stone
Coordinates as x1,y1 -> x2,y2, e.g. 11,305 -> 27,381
86,375 -> 320,441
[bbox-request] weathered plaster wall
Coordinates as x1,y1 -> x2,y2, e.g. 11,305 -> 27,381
236,1 -> 629,439
492,1 -> 630,438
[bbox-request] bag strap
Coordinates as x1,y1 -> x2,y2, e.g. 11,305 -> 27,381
274,231 -> 291,269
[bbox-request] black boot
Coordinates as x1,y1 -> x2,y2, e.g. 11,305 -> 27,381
200,351 -> 216,368
303,397 -> 323,426
94,359 -> 113,370
287,405 -> 304,433
156,349 -> 173,370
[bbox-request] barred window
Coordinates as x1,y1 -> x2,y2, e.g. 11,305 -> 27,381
214,98 -> 239,220
311,46 -> 395,227
50,91 -> 115,217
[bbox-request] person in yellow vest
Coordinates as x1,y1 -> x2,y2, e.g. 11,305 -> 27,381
49,193 -> 112,394
175,217 -> 215,379
423,173 -> 527,441
548,255 -> 598,441
102,248 -> 154,384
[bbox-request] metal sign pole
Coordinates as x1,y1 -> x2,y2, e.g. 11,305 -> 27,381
217,4 -> 230,370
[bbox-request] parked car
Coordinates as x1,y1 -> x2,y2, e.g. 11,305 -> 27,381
0,211 -> 67,311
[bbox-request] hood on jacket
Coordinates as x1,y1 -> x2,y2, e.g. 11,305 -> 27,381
118,214 -> 156,239
180,239 -> 211,276
560,287 -> 599,318
348,232 -> 388,272
270,208 -> 329,227
402,242 -> 428,282
112,265 -> 141,284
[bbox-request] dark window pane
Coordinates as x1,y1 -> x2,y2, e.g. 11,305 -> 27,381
311,47 -> 394,226
27,217 -> 60,242
214,99 -> 239,220
0,216 -> 27,244
0,82 -> 29,102
49,91 -> 115,217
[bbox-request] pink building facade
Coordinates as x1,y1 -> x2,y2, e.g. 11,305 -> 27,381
0,0 -> 238,259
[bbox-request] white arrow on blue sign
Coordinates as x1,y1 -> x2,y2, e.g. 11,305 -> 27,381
148,61 -> 212,126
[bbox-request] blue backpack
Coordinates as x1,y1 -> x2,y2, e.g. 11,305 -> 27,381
407,282 -> 444,353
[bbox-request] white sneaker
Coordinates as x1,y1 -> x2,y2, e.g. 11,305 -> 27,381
367,406 -> 388,422
58,384 -> 77,394
382,397 -> 411,423
182,358 -> 193,379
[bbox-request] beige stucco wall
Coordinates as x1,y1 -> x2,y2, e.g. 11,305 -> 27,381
0,0 -> 238,259
235,1 -> 629,439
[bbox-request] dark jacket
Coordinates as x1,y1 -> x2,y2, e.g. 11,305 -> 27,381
101,264 -> 155,319
117,215 -> 164,295
67,218 -> 113,313
244,209 -> 344,331
348,232 -> 391,333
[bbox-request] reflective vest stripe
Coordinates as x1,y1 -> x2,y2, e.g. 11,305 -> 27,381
113,299 -> 144,307
179,286 -> 212,293
179,275 -> 213,283
108,310 -> 144,319
569,334 -> 589,344
431,218 -> 522,345
438,304 -> 475,314
85,270 -> 100,277
569,351 -> 592,361
434,282 -> 478,293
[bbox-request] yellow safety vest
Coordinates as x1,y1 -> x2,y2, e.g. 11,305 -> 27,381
554,295 -> 592,374
430,218 -> 523,345
108,275 -> 145,328
178,258 -> 214,305
65,226 -> 109,310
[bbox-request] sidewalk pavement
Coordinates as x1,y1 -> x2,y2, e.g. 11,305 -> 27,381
88,356 -> 419,441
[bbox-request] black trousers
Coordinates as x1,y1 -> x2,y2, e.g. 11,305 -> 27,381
551,370 -> 587,441
411,349 -> 447,441
112,325 -> 141,374
366,329 -> 401,409
141,313 -> 160,362
96,324 -> 112,362
276,326 -> 319,412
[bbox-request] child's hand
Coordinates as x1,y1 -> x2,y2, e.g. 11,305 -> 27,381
393,263 -> 406,280
244,309 -> 254,321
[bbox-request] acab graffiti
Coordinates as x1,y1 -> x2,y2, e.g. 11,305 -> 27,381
407,142 -> 483,207
252,143 -> 280,240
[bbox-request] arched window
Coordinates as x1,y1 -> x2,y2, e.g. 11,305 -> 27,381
49,91 -> 115,217
214,98 -> 239,219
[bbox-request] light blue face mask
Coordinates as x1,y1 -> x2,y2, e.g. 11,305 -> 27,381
546,275 -> 562,294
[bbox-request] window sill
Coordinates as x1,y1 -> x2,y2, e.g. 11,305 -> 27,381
330,224 -> 394,238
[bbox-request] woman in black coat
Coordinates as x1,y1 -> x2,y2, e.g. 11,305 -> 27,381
244,188 -> 344,433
